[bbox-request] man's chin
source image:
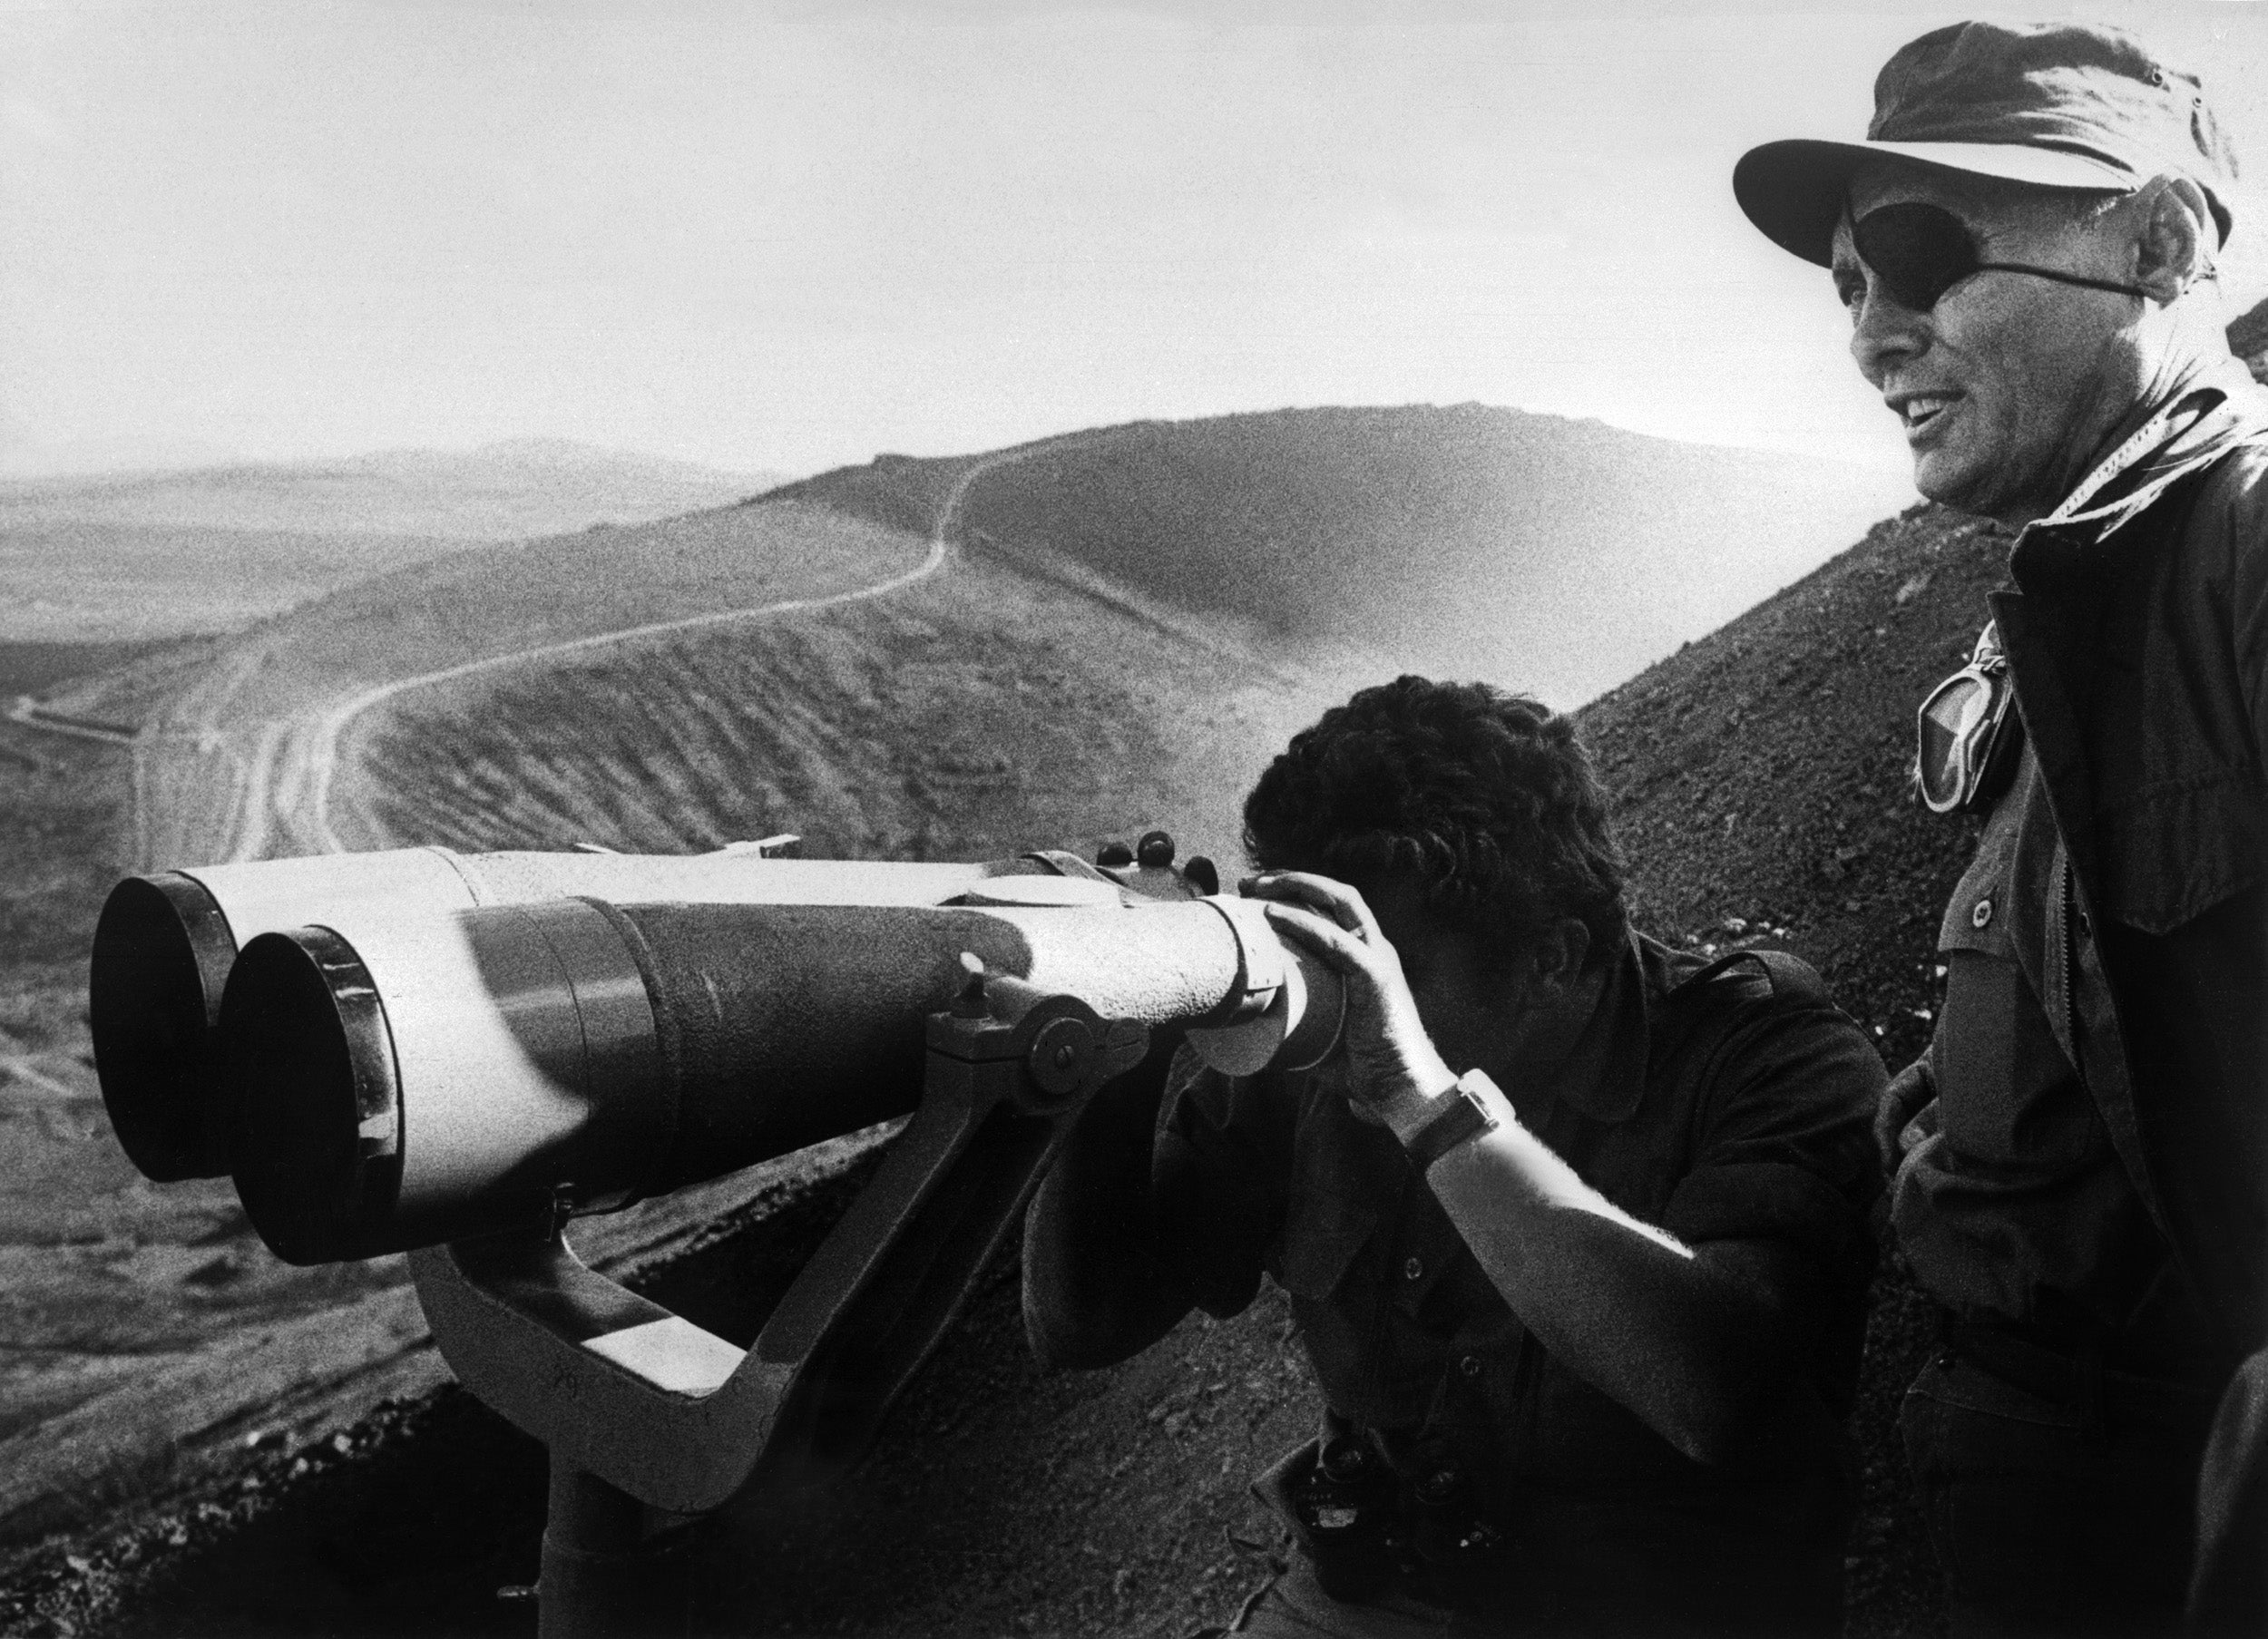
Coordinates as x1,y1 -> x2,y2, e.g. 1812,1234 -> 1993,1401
1910,449 -> 2001,520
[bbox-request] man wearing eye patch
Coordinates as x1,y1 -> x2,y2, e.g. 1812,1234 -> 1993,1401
1735,20 -> 2268,1636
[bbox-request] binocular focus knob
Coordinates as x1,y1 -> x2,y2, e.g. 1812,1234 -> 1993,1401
1027,1015 -> 1095,1098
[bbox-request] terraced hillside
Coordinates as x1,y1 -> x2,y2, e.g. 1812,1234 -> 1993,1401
99,500 -> 942,869
357,540 -> 1320,869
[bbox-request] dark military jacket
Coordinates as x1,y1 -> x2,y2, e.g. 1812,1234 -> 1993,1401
1909,362 -> 2268,1364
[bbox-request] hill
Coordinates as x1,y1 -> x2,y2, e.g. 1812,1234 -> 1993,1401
777,406 -> 1915,708
2,497 -> 1988,1639
0,440 -> 787,642
49,430 -> 1342,870
350,541 -> 1318,869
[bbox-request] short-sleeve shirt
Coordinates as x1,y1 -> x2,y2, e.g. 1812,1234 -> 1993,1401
1151,931 -> 1882,1635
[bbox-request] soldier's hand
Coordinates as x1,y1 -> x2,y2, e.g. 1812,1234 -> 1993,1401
1874,1058 -> 1937,1177
1240,872 -> 1455,1134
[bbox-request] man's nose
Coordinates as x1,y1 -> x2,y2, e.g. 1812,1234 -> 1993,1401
1849,282 -> 1929,385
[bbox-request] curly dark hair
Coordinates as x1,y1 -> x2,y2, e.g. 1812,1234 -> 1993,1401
1242,676 -> 1628,968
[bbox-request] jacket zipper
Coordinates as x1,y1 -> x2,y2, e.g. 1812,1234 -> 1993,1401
2059,851 -> 2080,1068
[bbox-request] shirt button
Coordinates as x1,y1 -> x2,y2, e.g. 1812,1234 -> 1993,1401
1403,1256 -> 1424,1282
1970,898 -> 1994,930
1459,1354 -> 1483,1379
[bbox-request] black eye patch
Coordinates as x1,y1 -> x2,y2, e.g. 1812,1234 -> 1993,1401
1847,200 -> 2146,313
1852,202 -> 1979,311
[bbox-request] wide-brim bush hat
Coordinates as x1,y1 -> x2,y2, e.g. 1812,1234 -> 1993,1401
1734,20 -> 2238,268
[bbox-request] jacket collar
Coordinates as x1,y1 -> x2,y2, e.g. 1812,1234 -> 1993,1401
2022,357 -> 2268,557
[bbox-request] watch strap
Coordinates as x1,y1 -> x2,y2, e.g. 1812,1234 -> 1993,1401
1403,1072 -> 1502,1169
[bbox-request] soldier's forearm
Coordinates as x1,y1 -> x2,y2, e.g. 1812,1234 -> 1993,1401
1426,1115 -> 1797,1465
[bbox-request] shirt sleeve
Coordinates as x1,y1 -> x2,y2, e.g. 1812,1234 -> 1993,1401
1150,1041 -> 1295,1320
1658,996 -> 1886,1418
1659,1000 -> 1886,1282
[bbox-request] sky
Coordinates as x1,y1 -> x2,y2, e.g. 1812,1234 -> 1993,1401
3,0 -> 2265,481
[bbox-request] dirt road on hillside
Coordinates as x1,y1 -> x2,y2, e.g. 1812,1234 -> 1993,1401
249,450 -> 1041,863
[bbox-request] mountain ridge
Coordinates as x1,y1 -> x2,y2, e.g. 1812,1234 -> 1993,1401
778,402 -> 1916,708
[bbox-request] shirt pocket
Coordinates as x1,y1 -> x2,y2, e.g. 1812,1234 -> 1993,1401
2095,774 -> 2267,935
1937,798 -> 2021,961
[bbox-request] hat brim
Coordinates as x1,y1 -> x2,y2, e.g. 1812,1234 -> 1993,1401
1733,138 -> 2136,267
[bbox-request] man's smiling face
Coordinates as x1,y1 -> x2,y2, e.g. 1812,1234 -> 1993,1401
1833,162 -> 2146,525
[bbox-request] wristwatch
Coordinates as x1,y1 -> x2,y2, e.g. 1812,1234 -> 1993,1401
1402,1068 -> 1506,1169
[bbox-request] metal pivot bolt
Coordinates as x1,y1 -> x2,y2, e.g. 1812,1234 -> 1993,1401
1027,1015 -> 1094,1098
951,951 -> 989,1018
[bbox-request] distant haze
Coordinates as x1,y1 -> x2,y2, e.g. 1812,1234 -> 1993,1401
5,2 -> 2263,482
0,439 -> 783,540
0,440 -> 784,640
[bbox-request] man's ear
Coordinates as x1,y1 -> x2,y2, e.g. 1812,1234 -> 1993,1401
1531,917 -> 1592,991
2133,174 -> 2214,306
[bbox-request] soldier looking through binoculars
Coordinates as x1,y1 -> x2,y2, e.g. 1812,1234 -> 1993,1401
1023,675 -> 1886,1636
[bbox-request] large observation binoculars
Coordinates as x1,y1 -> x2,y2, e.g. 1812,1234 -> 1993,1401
90,842 -> 1004,1184
93,836 -> 1343,1634
225,879 -> 1342,1265
94,842 -> 1340,1269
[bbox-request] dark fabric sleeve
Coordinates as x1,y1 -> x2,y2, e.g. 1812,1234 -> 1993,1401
1660,1002 -> 1886,1280
1660,999 -> 1887,1417
2190,1345 -> 2268,1627
2100,887 -> 2268,1350
2216,444 -> 2268,776
1149,1042 -> 1294,1321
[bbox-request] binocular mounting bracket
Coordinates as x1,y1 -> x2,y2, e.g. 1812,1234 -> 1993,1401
406,958 -> 1148,1636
